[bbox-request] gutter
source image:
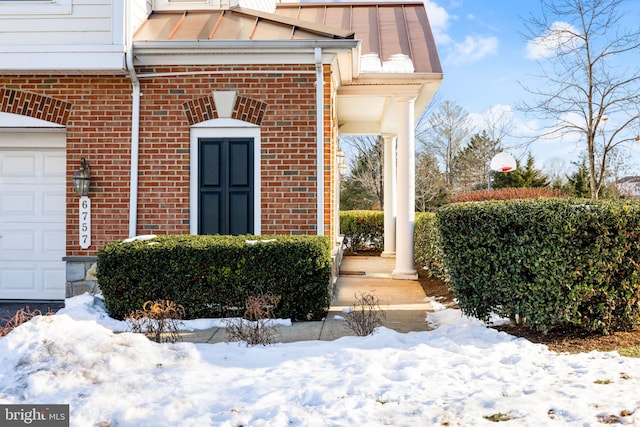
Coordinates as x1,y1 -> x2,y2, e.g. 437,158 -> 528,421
315,47 -> 324,236
125,3 -> 141,238
132,39 -> 359,51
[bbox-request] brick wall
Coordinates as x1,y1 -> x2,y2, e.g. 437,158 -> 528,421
1,75 -> 134,256
1,64 -> 337,256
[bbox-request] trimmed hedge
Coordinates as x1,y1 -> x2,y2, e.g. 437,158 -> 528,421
414,212 -> 447,280
340,210 -> 447,277
437,199 -> 640,333
449,187 -> 565,203
340,210 -> 384,253
97,235 -> 332,321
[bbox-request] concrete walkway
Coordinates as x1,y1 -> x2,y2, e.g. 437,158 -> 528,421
181,256 -> 433,344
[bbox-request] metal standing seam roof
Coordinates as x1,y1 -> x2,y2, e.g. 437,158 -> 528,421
133,2 -> 442,75
133,7 -> 354,42
275,2 -> 442,75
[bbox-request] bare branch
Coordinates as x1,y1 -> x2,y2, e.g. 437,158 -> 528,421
519,0 -> 640,198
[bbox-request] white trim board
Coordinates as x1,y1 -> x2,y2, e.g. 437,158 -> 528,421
189,119 -> 261,235
0,112 -> 65,128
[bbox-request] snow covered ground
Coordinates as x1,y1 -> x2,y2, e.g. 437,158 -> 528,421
1,294 -> 639,426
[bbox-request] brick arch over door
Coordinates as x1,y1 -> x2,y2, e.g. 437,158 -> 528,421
183,95 -> 268,126
0,89 -> 72,126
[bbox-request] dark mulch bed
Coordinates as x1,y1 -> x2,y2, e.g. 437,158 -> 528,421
417,271 -> 640,353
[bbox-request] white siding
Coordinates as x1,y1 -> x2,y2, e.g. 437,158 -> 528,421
240,0 -> 275,13
0,0 -> 150,71
130,0 -> 152,34
0,1 -> 117,46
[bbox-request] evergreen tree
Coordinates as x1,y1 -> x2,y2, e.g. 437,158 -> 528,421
340,175 -> 378,210
492,153 -> 549,188
451,130 -> 501,193
339,147 -> 381,210
565,159 -> 592,198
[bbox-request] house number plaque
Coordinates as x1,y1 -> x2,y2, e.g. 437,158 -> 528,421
79,196 -> 91,249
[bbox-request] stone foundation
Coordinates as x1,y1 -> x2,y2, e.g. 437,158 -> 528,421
63,256 -> 99,298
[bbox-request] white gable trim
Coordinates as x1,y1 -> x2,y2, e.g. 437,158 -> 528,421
189,120 -> 261,235
0,48 -> 126,72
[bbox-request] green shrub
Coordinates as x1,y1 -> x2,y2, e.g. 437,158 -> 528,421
437,199 -> 640,334
414,212 -> 448,280
340,210 -> 447,277
340,210 -> 384,253
97,235 -> 332,321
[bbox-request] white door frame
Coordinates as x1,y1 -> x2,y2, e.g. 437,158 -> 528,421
189,118 -> 261,235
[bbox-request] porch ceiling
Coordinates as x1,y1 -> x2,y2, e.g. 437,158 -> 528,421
335,77 -> 441,136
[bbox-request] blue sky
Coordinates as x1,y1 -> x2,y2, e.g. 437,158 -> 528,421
424,0 -> 640,177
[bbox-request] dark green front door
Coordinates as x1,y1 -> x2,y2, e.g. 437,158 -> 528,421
199,137 -> 254,235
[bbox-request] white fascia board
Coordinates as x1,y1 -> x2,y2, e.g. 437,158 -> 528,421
132,39 -> 359,66
0,45 -> 127,72
338,83 -> 424,98
0,45 -> 126,53
351,72 -> 444,86
133,39 -> 359,51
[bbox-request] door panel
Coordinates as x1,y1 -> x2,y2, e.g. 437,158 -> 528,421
201,142 -> 221,187
200,193 -> 221,235
229,192 -> 250,235
229,141 -> 250,186
0,148 -> 65,300
199,138 -> 253,235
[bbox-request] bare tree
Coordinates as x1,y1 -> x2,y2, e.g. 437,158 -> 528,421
481,105 -> 515,147
341,135 -> 384,209
418,100 -> 472,190
521,0 -> 640,198
415,151 -> 448,211
599,144 -> 631,195
543,157 -> 570,187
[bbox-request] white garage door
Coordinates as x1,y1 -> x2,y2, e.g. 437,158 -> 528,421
0,133 -> 66,300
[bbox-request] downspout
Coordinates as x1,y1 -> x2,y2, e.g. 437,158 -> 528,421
315,47 -> 324,236
125,2 -> 140,238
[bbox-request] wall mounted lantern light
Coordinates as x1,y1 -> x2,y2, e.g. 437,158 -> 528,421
72,158 -> 91,197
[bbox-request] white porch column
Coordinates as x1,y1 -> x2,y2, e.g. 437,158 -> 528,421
392,96 -> 418,280
381,134 -> 396,257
